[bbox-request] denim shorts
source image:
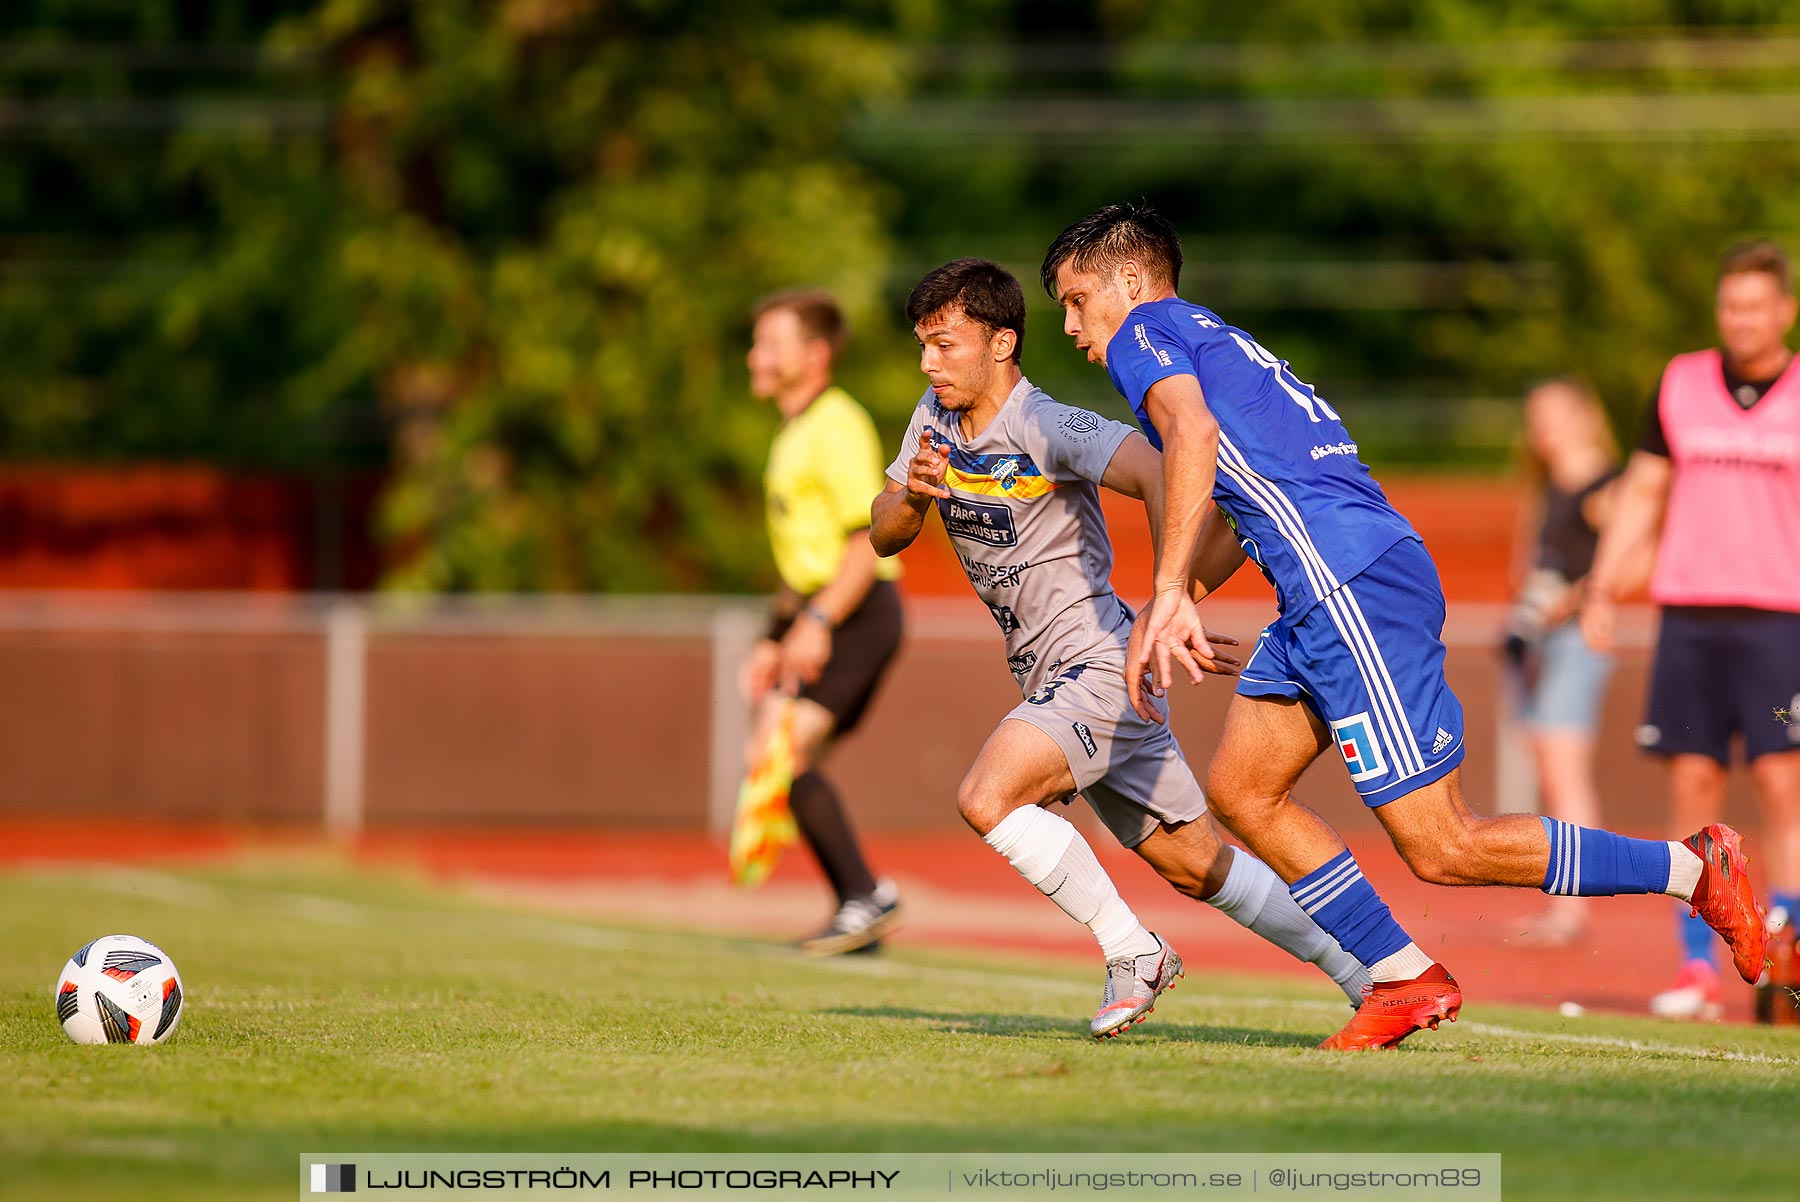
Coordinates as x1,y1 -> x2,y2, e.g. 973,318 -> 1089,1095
1517,620 -> 1614,733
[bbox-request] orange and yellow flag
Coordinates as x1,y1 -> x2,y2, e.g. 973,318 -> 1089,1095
729,700 -> 799,887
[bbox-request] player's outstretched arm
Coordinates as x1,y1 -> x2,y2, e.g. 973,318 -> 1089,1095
871,432 -> 951,557
1140,374 -> 1220,596
1120,375 -> 1224,720
1580,450 -> 1671,652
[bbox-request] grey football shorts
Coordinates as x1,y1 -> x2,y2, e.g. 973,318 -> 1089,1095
1004,659 -> 1210,848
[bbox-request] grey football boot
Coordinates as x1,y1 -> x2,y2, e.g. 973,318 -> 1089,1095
1091,932 -> 1183,1039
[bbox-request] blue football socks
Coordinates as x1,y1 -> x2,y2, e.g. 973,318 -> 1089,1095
1290,850 -> 1414,967
1540,818 -> 1671,896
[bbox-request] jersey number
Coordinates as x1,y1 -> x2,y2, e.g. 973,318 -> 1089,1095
1202,317 -> 1342,425
1026,664 -> 1088,705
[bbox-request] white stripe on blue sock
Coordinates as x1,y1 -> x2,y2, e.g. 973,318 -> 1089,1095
1292,856 -> 1360,912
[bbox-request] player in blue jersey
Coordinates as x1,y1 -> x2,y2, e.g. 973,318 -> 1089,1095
871,258 -> 1371,1038
1040,202 -> 1768,1048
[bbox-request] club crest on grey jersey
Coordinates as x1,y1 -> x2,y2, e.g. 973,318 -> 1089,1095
886,378 -> 1139,695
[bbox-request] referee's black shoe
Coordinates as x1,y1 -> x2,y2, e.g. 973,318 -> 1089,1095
799,879 -> 901,957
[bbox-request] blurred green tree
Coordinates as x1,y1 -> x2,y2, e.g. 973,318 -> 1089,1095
0,0 -> 912,591
862,0 -> 1800,463
5,1 -> 1800,587
288,0 -> 910,590
0,0 -> 362,467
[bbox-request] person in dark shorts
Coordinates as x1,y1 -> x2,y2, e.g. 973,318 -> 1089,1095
741,288 -> 902,955
1584,239 -> 1800,1019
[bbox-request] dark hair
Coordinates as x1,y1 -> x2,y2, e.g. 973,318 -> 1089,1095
750,288 -> 848,356
1718,239 -> 1792,294
1039,202 -> 1182,298
905,258 -> 1026,364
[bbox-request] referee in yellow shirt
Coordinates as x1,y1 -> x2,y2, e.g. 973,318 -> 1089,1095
741,289 -> 903,955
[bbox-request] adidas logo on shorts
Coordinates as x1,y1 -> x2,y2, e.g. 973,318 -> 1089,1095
1432,727 -> 1454,755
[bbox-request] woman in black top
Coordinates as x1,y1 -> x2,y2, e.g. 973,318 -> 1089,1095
1504,377 -> 1625,945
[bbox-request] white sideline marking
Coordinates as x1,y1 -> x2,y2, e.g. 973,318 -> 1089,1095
73,867 -> 229,908
1460,1021 -> 1800,1066
56,1134 -> 184,1161
273,892 -> 367,926
78,868 -> 368,926
69,865 -> 636,945
502,917 -> 635,950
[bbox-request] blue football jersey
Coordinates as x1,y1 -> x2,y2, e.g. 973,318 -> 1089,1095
1105,298 -> 1418,619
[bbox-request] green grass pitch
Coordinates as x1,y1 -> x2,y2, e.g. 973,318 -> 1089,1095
2,857 -> 1796,1202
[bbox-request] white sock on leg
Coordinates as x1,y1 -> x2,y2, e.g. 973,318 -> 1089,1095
1369,943 -> 1435,982
1207,848 -> 1372,1004
1665,842 -> 1702,903
984,806 -> 1159,961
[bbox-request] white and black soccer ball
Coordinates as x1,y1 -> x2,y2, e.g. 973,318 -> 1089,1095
54,935 -> 184,1045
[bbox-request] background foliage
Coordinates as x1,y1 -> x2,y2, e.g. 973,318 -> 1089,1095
2,1 -> 1798,588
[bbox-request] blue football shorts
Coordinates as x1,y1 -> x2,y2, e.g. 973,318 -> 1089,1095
1236,537 -> 1467,806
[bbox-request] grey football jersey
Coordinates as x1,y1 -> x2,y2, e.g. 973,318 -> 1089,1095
886,377 -> 1139,694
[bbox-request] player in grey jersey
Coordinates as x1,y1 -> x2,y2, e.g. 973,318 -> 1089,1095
871,258 -> 1368,1037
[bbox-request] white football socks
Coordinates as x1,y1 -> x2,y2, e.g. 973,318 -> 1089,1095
1206,847 -> 1372,1004
983,805 -> 1160,961
1665,842 -> 1703,903
1369,943 -> 1435,983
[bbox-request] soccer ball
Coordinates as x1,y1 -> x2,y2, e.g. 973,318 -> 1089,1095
54,935 -> 184,1045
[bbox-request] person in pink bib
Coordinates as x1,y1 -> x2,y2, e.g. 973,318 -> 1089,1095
1584,239 -> 1800,1020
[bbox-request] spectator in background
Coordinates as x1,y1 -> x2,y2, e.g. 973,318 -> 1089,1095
741,289 -> 903,955
1583,239 -> 1800,1020
1503,377 -> 1623,947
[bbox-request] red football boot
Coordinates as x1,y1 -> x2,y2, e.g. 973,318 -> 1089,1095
1319,964 -> 1462,1051
1682,823 -> 1768,984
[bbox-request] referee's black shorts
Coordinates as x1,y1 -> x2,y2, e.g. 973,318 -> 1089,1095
1639,605 -> 1800,763
775,580 -> 903,737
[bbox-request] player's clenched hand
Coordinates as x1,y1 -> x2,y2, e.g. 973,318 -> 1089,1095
777,617 -> 832,695
906,430 -> 952,502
